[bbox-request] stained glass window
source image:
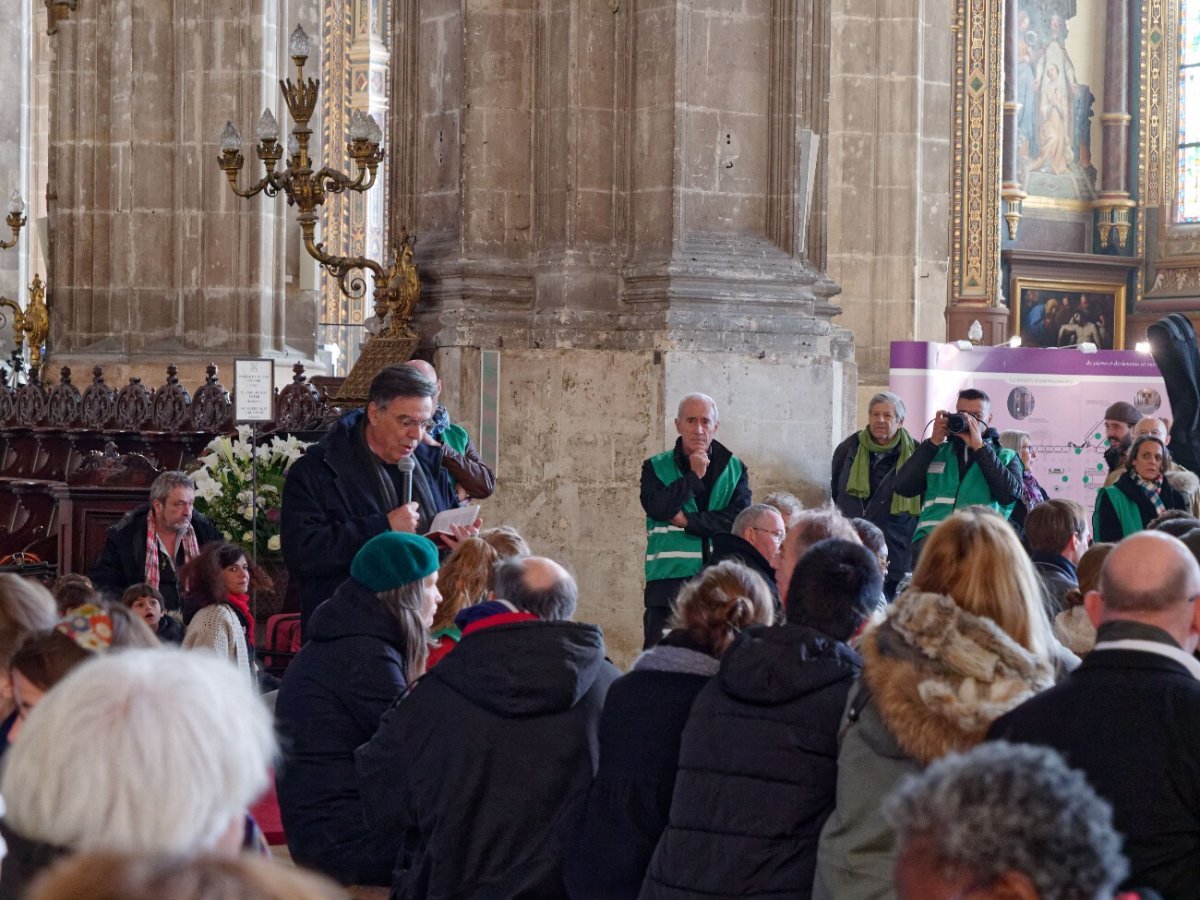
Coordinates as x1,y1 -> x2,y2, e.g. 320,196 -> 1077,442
1179,0 -> 1200,220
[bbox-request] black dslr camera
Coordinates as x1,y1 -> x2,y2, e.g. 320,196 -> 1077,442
946,412 -> 971,434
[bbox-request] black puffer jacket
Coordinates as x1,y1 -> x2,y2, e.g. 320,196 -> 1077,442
357,619 -> 620,900
275,579 -> 415,886
639,623 -> 862,900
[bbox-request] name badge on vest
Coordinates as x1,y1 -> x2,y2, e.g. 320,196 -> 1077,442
928,462 -> 946,474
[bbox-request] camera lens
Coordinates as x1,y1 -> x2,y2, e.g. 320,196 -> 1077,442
947,413 -> 969,434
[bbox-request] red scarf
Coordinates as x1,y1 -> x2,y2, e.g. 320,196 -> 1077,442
226,593 -> 254,649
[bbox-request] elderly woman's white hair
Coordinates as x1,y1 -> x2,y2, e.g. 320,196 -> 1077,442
0,648 -> 276,856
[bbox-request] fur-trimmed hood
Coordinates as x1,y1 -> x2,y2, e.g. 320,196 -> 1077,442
860,591 -> 1054,765
1166,465 -> 1200,500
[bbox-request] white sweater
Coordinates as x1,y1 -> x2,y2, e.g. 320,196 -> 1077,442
183,604 -> 252,684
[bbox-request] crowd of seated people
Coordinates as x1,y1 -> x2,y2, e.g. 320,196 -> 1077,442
4,404 -> 1200,899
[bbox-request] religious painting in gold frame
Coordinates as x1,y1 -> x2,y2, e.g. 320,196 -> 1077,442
1011,278 -> 1126,350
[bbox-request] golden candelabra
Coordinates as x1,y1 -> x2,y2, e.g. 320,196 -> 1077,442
216,25 -> 417,345
0,193 -> 48,378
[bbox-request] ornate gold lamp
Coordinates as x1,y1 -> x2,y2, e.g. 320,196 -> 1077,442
0,193 -> 48,380
216,25 -> 420,403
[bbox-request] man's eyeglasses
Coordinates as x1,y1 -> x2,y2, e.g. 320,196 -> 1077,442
398,416 -> 436,431
750,526 -> 786,544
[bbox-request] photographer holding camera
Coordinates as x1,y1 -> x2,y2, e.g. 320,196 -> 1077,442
893,388 -> 1023,564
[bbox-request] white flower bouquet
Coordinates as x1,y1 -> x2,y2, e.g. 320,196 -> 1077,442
191,426 -> 310,565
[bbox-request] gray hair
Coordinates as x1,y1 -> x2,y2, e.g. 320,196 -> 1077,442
676,393 -> 718,422
761,491 -> 804,523
885,742 -> 1128,900
493,557 -> 578,621
867,392 -> 906,422
368,364 -> 438,408
998,429 -> 1031,454
150,471 -> 196,504
731,503 -> 781,537
2,648 -> 277,856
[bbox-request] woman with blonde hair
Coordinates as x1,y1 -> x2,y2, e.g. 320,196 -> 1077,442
813,508 -> 1061,900
565,560 -> 774,898
427,537 -> 500,668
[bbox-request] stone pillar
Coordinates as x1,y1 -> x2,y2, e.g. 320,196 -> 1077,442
391,0 -> 856,663
45,0 -> 293,384
999,0 -> 1026,242
1094,0 -> 1135,249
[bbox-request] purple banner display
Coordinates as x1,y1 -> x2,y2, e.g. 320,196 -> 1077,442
889,341 -> 1170,510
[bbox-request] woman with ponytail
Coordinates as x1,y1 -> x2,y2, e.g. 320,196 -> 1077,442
565,561 -> 773,900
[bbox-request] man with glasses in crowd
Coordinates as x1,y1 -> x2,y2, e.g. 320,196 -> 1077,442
893,387 -> 1023,564
706,503 -> 788,617
282,364 -> 459,629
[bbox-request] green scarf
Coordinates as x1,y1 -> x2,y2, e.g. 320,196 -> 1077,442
845,428 -> 921,516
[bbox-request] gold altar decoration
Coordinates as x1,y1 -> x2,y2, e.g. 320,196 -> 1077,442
216,25 -> 420,403
0,274 -> 50,379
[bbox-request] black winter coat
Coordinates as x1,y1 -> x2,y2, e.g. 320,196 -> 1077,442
356,619 -> 620,900
280,409 -> 449,626
89,504 -> 222,612
640,623 -> 862,900
1094,470 -> 1189,541
831,431 -> 917,588
706,532 -> 780,615
988,621 -> 1200,899
564,636 -> 719,900
275,579 -> 415,886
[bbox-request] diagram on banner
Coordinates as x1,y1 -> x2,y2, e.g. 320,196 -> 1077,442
889,343 -> 1170,511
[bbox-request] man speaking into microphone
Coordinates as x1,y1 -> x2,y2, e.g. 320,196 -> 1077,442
893,388 -> 1023,564
281,365 -> 459,629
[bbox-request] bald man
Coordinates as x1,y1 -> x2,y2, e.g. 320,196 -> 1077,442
403,359 -> 496,501
1103,416 -> 1200,517
358,554 -> 619,898
989,532 -> 1200,897
640,393 -> 751,648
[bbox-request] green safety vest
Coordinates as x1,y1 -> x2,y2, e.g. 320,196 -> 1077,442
644,450 -> 744,582
913,441 -> 1019,542
1092,483 -> 1145,541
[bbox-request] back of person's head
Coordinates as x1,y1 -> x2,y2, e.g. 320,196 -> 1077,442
761,491 -> 804,528
492,556 -> 577,621
50,574 -> 97,616
1024,499 -> 1087,556
668,561 -> 773,656
478,525 -> 531,559
367,364 -> 437,407
1,648 -> 277,856
911,509 -> 1048,657
786,506 -> 860,559
1062,542 -> 1115,609
1148,509 -> 1200,535
0,575 -> 56,675
10,629 -> 92,692
1097,530 -> 1200,614
433,537 -> 499,633
26,852 -> 346,900
350,532 -> 441,677
786,539 -> 882,641
885,741 -> 1127,900
102,603 -> 159,649
849,518 -> 887,560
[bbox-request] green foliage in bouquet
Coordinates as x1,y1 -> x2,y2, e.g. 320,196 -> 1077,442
191,427 -> 310,564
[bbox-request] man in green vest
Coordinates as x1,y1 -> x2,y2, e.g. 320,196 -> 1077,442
640,393 -> 751,648
405,359 -> 496,501
894,388 -> 1023,563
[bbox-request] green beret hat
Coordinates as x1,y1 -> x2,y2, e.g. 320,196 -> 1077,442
351,532 -> 439,592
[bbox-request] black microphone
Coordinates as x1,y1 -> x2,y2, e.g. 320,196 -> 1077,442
396,455 -> 415,505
